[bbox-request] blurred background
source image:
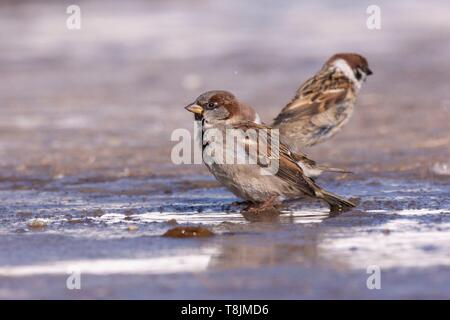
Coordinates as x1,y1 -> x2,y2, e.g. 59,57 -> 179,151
0,0 -> 449,299
1,0 -> 449,180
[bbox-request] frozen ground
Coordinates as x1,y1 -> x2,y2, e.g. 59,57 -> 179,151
0,174 -> 450,299
0,0 -> 449,299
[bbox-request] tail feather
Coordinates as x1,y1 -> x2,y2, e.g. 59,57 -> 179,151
319,190 -> 356,214
297,161 -> 352,178
315,165 -> 353,174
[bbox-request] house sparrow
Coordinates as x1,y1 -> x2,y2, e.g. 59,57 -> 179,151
185,90 -> 356,213
272,53 -> 373,149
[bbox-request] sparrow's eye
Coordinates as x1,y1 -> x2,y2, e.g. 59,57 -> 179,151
355,69 -> 362,81
205,102 -> 216,110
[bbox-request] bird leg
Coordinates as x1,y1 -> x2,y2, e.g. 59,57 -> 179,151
244,196 -> 278,213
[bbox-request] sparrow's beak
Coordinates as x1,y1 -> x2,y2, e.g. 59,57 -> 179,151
185,103 -> 204,115
366,67 -> 373,76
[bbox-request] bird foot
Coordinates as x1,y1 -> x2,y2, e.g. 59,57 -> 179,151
243,196 -> 278,213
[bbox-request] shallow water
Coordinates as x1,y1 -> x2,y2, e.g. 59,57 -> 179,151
0,174 -> 449,298
1,0 -> 450,299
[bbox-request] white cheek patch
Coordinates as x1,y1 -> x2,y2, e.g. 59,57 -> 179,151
254,113 -> 262,124
332,59 -> 362,90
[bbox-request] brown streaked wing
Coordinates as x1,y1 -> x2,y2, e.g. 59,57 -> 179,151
229,121 -> 318,197
273,70 -> 351,125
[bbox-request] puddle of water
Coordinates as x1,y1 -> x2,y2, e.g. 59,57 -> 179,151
0,175 -> 449,276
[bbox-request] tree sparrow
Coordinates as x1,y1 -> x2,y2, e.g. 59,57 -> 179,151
272,53 -> 373,149
185,90 -> 356,213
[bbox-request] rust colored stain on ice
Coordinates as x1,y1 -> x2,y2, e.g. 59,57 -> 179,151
163,226 -> 215,238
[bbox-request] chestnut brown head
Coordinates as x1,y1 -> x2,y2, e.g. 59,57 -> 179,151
185,90 -> 257,124
326,53 -> 373,85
